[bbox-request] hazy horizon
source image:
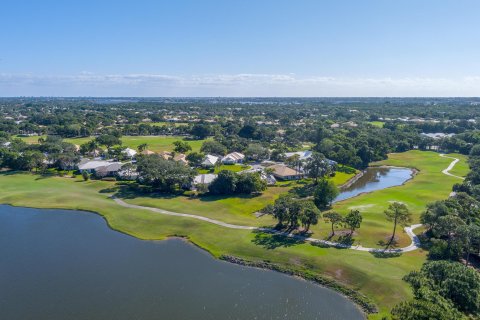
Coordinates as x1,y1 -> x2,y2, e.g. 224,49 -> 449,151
1,0 -> 479,97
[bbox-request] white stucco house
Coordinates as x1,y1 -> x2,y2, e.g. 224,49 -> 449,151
202,154 -> 219,167
77,159 -> 123,176
221,152 -> 245,164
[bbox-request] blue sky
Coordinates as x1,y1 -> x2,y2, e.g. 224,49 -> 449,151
1,0 -> 479,96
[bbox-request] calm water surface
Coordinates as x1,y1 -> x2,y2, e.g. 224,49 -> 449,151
335,167 -> 413,202
0,205 -> 364,320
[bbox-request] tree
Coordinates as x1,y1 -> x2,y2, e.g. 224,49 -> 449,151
244,143 -> 269,161
469,144 -> 480,157
455,224 -> 478,266
396,261 -> 480,317
286,154 -> 302,173
391,296 -> 466,320
264,196 -> 294,228
208,170 -> 237,194
82,171 -> 90,181
324,211 -> 343,236
313,178 -> 339,209
430,215 -> 466,261
136,154 -> 195,192
344,209 -> 362,236
17,150 -> 45,172
200,140 -> 227,156
238,123 -> 257,139
137,143 -> 148,152
191,124 -> 212,139
236,172 -> 267,194
421,200 -> 451,230
172,140 -> 192,154
186,152 -> 204,167
384,202 -> 412,248
265,196 -> 298,229
120,163 -> 136,180
95,134 -> 121,148
80,140 -> 99,155
299,201 -> 321,232
304,152 -> 334,184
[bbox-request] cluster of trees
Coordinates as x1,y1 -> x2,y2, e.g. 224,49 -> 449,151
135,156 -> 268,195
324,210 -> 363,237
7,98 -> 470,170
266,196 -> 365,235
391,261 -> 480,320
208,170 -> 267,195
264,196 -> 321,232
136,154 -> 196,192
313,178 -> 339,209
391,143 -> 480,319
436,131 -> 480,155
417,143 -> 480,263
0,135 -> 79,172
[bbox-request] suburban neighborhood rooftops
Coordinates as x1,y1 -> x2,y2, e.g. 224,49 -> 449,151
222,152 -> 245,162
78,160 -> 122,171
267,164 -> 302,178
202,154 -> 219,166
95,162 -> 123,174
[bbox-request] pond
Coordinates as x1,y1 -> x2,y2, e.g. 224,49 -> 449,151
0,205 -> 364,320
335,167 -> 414,203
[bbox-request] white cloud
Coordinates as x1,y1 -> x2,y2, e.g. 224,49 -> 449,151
0,73 -> 479,96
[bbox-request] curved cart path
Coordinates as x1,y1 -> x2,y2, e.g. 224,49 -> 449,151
440,154 -> 465,180
113,154 -> 463,253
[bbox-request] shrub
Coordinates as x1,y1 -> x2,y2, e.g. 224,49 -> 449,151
101,177 -> 117,182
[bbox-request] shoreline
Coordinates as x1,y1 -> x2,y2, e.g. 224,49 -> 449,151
336,166 -> 417,203
219,254 -> 375,315
0,203 -> 372,317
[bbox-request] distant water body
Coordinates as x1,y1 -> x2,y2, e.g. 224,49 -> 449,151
0,205 -> 364,320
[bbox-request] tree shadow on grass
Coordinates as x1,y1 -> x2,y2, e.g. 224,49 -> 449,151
251,230 -> 305,250
369,250 -> 403,259
310,235 -> 353,250
35,174 -> 57,180
288,182 -> 315,198
197,193 -> 262,202
0,170 -> 20,176
310,241 -> 334,249
101,183 -> 180,200
377,238 -> 399,250
337,234 -> 355,246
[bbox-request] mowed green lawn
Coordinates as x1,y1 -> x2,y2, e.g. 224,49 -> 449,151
368,121 -> 385,128
16,135 -> 207,153
0,172 -> 425,318
311,151 -> 467,248
446,153 -> 470,177
122,171 -> 355,226
197,164 -> 251,174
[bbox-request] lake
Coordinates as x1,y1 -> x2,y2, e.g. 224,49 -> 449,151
335,167 -> 413,202
0,205 -> 364,320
